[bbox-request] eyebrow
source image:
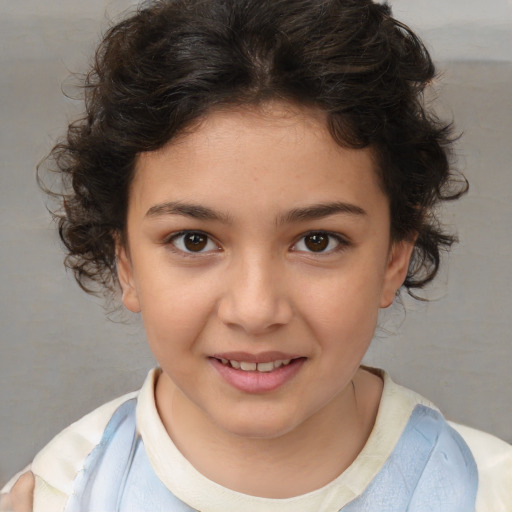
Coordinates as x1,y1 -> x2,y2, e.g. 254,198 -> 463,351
145,200 -> 366,224
278,201 -> 367,225
145,201 -> 232,223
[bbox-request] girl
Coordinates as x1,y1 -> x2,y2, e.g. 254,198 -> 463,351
2,0 -> 511,510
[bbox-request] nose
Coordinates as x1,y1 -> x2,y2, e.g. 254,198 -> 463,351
217,252 -> 293,335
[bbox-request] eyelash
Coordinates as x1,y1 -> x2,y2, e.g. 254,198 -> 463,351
165,230 -> 350,256
165,231 -> 220,256
291,231 -> 350,255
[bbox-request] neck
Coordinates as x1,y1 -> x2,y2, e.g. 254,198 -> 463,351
155,368 -> 382,498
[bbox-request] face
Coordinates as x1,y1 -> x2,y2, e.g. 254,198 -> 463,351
117,103 -> 413,441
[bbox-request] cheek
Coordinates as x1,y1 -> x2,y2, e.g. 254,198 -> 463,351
298,269 -> 383,346
137,274 -> 219,358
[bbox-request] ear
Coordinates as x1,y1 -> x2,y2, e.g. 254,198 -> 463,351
379,239 -> 415,308
116,243 -> 141,313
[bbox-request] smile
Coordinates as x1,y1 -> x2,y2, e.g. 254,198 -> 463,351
217,358 -> 292,372
211,355 -> 306,393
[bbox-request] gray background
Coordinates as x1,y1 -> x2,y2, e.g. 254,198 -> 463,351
1,0 -> 511,485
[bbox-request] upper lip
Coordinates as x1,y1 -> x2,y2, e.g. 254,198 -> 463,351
211,351 -> 302,363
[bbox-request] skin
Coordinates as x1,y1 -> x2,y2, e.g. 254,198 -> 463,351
115,102 -> 414,498
0,472 -> 34,512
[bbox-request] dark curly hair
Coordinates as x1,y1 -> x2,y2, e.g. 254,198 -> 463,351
43,0 -> 467,299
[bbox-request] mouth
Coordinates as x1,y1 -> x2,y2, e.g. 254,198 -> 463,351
215,357 -> 294,373
209,353 -> 306,392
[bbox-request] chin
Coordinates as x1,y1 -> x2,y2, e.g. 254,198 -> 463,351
212,410 -> 303,440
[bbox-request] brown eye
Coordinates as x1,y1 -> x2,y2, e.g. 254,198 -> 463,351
183,232 -> 208,251
304,233 -> 329,252
170,231 -> 218,254
292,231 -> 347,254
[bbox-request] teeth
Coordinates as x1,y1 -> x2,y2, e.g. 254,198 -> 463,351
240,362 -> 257,371
256,362 -> 274,372
219,358 -> 293,372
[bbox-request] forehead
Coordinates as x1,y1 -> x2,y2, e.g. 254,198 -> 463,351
136,102 -> 336,172
130,102 -> 383,217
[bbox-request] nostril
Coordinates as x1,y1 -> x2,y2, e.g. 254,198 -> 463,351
217,292 -> 292,335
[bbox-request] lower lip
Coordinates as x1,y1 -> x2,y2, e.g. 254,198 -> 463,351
210,358 -> 306,393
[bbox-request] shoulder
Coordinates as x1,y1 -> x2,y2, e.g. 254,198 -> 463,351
400,406 -> 479,510
29,391 -> 137,512
450,422 -> 512,512
338,370 -> 477,509
373,370 -> 511,510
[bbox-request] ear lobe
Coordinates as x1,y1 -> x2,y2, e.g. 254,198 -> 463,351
380,240 -> 415,308
116,244 -> 141,313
